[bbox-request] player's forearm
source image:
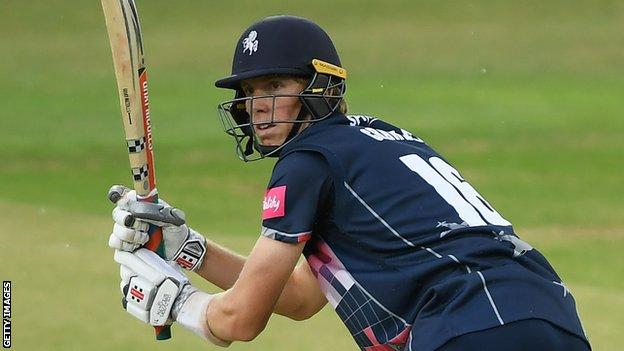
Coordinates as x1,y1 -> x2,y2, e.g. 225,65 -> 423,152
203,238 -> 307,342
272,271 -> 316,320
204,289 -> 269,342
273,262 -> 327,320
196,237 -> 322,323
195,238 -> 246,290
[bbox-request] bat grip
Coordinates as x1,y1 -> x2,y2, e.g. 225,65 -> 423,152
141,198 -> 172,340
108,185 -> 172,340
154,325 -> 172,340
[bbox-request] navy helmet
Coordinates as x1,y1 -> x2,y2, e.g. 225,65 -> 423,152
215,15 -> 343,89
215,15 -> 347,161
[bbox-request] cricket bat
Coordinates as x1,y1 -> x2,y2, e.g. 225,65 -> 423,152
101,0 -> 171,340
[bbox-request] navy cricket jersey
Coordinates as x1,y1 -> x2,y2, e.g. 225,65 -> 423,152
261,113 -> 589,351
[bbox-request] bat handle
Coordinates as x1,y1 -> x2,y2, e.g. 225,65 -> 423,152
108,185 -> 172,340
155,325 -> 172,340
144,219 -> 172,339
143,202 -> 172,340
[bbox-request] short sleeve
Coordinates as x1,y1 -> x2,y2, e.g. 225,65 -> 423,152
261,151 -> 333,244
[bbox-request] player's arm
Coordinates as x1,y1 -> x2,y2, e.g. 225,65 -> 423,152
205,236 -> 308,341
197,151 -> 331,324
109,191 -> 327,321
274,256 -> 327,320
108,151 -> 331,340
195,241 -> 326,321
194,239 -> 245,290
111,236 -> 322,345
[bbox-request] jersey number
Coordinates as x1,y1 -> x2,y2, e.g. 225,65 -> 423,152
399,154 -> 511,227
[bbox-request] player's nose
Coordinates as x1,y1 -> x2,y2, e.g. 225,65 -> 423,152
249,96 -> 274,121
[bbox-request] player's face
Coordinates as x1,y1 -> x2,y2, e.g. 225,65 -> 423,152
241,76 -> 306,147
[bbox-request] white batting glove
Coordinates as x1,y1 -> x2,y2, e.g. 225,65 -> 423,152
115,249 -> 230,346
108,185 -> 207,271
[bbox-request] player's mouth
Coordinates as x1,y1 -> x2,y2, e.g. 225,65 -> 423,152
254,123 -> 285,146
255,122 -> 275,131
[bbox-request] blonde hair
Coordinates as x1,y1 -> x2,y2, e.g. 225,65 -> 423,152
338,98 -> 348,114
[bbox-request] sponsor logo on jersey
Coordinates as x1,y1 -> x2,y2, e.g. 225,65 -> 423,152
263,186 -> 286,219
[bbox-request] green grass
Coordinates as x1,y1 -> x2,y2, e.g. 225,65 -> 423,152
1,0 -> 622,349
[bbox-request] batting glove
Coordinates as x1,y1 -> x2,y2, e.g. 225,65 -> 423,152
108,185 -> 207,271
115,249 -> 230,346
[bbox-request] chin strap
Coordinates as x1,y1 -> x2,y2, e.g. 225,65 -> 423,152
254,143 -> 279,157
243,137 -> 254,157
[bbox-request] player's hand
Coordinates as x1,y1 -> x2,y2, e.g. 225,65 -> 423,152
115,249 -> 231,346
115,248 -> 192,326
107,185 -> 207,271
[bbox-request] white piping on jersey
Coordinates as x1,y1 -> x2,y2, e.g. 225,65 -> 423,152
477,271 -> 505,325
552,280 -> 569,298
344,181 -> 505,326
344,182 -> 416,248
448,254 -> 471,273
423,246 -> 442,258
550,281 -> 586,335
261,226 -> 311,237
447,254 -> 460,263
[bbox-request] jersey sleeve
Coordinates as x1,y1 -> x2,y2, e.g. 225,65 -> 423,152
261,151 -> 333,244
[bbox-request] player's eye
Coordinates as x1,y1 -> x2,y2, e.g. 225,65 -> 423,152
241,87 -> 252,96
269,80 -> 282,91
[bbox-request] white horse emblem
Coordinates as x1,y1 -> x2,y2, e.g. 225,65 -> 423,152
242,31 -> 259,55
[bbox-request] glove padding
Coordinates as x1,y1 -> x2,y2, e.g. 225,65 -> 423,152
108,186 -> 207,271
115,249 -> 230,347
115,249 -> 191,326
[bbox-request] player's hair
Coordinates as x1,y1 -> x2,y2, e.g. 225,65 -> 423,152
338,98 -> 348,114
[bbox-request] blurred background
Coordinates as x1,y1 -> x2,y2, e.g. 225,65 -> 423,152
1,0 -> 622,350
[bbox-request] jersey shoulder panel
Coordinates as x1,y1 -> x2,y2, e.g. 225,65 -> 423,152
262,151 -> 333,244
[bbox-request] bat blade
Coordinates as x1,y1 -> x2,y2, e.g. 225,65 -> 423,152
101,0 -> 170,340
101,0 -> 156,195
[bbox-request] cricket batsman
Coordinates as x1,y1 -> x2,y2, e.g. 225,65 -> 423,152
107,15 -> 591,350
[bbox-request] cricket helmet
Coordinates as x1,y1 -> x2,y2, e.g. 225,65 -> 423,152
215,15 -> 347,161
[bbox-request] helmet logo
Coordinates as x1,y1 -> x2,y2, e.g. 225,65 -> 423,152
242,31 -> 259,56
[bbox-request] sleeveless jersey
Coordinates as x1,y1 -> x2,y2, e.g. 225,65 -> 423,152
261,113 -> 588,351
